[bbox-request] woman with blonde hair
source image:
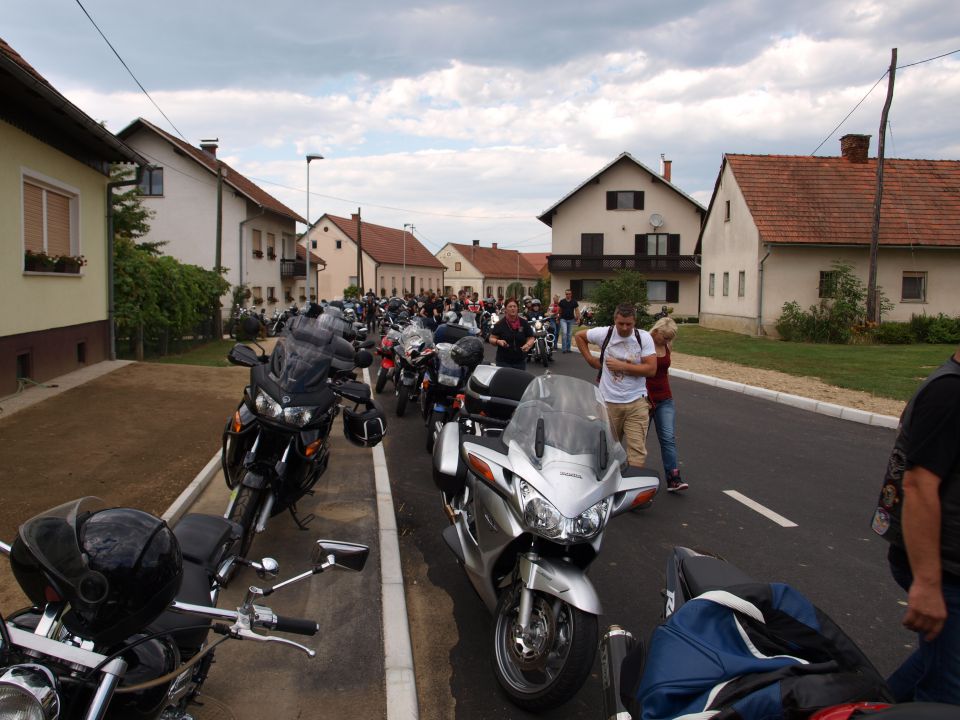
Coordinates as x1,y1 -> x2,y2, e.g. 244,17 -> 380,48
647,317 -> 688,492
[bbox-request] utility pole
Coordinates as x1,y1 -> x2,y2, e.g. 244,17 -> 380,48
356,208 -> 363,294
403,223 -> 414,295
214,163 -> 223,338
867,48 -> 897,325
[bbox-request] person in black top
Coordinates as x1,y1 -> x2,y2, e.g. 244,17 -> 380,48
488,297 -> 534,370
557,289 -> 580,353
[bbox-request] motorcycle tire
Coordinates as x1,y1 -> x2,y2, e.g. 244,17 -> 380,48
228,483 -> 262,558
426,409 -> 445,454
396,384 -> 410,417
540,341 -> 549,368
375,367 -> 389,394
492,585 -> 598,712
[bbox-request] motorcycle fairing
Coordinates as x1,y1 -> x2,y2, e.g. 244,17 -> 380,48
517,554 -> 602,615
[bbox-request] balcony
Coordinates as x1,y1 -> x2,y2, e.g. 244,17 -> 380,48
548,254 -> 699,274
280,258 -> 306,278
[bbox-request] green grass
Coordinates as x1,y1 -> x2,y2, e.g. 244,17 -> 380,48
672,325 -> 955,401
151,339 -> 239,367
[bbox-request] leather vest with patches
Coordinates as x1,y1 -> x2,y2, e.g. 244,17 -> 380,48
872,357 -> 960,576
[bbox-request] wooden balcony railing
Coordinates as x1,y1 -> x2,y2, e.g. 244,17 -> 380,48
547,254 -> 699,274
280,258 -> 306,278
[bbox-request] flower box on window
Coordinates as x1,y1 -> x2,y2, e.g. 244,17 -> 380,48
252,297 -> 264,305
252,249 -> 264,259
267,296 -> 278,304
298,294 -> 307,301
24,250 -> 86,274
285,293 -> 294,303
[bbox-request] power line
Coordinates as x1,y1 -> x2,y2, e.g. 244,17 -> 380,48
74,0 -> 187,141
897,47 -> 960,69
810,72 -> 887,155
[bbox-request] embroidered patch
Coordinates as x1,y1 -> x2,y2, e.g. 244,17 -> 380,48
871,508 -> 891,536
881,483 -> 899,509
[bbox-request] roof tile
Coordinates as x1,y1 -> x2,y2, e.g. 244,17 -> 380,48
324,215 -> 445,269
448,243 -> 540,278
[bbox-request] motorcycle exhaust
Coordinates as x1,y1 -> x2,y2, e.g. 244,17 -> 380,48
601,625 -> 636,720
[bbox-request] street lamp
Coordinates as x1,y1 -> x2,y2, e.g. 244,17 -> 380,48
403,223 -> 414,296
305,153 -> 323,301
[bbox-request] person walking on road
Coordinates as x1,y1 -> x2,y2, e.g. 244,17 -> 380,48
574,303 -> 656,468
871,342 -> 960,704
557,289 -> 580,353
489,297 -> 534,371
647,317 -> 688,492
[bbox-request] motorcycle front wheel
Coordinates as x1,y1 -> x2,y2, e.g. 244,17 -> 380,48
228,483 -> 262,558
539,341 -> 549,367
491,585 -> 597,712
396,384 -> 410,417
375,366 -> 389,394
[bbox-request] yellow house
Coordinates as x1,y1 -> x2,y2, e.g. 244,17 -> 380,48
0,38 -> 146,396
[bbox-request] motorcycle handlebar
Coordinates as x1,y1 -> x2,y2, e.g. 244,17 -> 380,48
271,615 -> 320,636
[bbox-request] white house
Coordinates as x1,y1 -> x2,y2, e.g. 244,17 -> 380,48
435,241 -> 541,299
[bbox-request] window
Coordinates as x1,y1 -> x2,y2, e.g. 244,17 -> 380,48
818,271 -> 837,299
251,229 -> 262,258
486,286 -> 492,297
23,176 -> 79,262
266,233 -> 276,260
581,233 -> 604,256
902,271 -> 927,302
138,167 -> 163,196
606,190 -> 644,210
708,273 -> 715,297
722,272 -> 729,297
455,261 -> 462,271
498,286 -> 504,298
267,287 -> 277,303
724,200 -> 731,222
570,279 -> 602,301
252,286 -> 263,301
335,240 -> 342,249
738,271 -> 745,297
391,277 -> 396,294
282,232 -> 294,259
349,276 -> 358,288
647,280 -> 680,303
636,233 -> 680,256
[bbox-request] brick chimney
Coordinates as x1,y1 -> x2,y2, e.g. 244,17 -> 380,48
199,138 -> 219,158
840,134 -> 871,163
662,159 -> 672,183
492,243 -> 498,250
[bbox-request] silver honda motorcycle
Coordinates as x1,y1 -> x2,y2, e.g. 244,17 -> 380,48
432,374 -> 660,711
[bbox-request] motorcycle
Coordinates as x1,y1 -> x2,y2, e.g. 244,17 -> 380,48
432,374 -> 660,711
0,496 -> 369,720
580,308 -> 595,327
221,314 -> 385,556
374,325 -> 403,394
418,337 -> 484,454
525,314 -> 555,368
392,324 -> 436,417
598,547 -> 957,720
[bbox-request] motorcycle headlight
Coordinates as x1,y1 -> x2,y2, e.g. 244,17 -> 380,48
283,406 -> 314,427
571,499 -> 610,539
516,481 -> 609,542
534,320 -> 543,331
0,665 -> 60,720
255,390 -> 284,420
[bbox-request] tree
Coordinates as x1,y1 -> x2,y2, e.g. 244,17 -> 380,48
589,271 -> 649,326
506,281 -> 525,300
111,165 -> 155,243
533,277 -> 550,304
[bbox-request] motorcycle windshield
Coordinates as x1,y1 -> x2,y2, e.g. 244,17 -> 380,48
270,314 -> 353,393
400,325 -> 435,352
459,311 -> 478,330
502,375 -> 626,474
16,497 -> 107,598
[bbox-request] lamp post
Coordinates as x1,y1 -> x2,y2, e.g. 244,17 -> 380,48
305,154 -> 323,301
403,223 -> 414,295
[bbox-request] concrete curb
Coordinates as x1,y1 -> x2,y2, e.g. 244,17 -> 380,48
161,452 -> 223,526
589,350 -> 899,429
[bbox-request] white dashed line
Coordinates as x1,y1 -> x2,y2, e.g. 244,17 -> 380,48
723,490 -> 798,528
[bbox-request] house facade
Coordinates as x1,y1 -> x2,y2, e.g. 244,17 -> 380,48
539,153 -> 706,316
305,214 -> 445,299
436,242 -> 541,299
1,38 -> 146,396
116,118 -> 314,313
697,135 -> 960,335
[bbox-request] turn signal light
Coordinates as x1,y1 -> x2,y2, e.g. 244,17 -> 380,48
467,453 -> 496,484
422,379 -> 430,390
304,439 -> 323,457
231,411 -> 243,433
629,488 -> 657,508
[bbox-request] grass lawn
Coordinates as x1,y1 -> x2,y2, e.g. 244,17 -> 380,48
151,339 -> 239,367
671,325 -> 954,402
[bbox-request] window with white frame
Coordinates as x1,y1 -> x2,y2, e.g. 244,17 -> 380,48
138,167 -> 163,196
738,271 -> 745,297
901,271 -> 927,302
722,272 -> 729,296
708,273 -> 715,297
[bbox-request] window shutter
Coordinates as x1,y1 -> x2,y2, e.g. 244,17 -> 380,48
571,279 -> 583,300
23,182 -> 44,252
606,191 -> 616,210
667,234 -> 680,256
46,190 -> 71,256
633,191 -> 645,210
635,235 -> 647,256
666,281 -> 680,303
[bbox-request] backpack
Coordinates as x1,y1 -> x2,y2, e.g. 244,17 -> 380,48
596,326 -> 643,383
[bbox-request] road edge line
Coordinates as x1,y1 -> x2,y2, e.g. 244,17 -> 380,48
162,451 -> 222,526
365,368 -> 420,720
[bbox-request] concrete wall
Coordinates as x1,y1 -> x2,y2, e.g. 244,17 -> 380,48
436,244 -> 483,294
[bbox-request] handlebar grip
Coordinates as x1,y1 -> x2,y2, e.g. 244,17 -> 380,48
272,615 -> 319,636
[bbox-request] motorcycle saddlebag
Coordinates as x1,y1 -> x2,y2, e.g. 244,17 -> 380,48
464,365 -> 534,420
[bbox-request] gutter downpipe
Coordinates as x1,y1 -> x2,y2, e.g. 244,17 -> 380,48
107,164 -> 148,360
757,244 -> 772,336
239,206 -> 267,297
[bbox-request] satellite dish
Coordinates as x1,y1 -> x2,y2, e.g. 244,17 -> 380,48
649,213 -> 664,228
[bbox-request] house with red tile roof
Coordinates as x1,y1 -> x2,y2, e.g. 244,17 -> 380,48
116,118 -> 316,312
697,134 -> 960,335
1,37 -> 146,396
521,252 -> 551,279
539,152 -> 705,316
305,214 -> 446,299
436,241 -> 541,299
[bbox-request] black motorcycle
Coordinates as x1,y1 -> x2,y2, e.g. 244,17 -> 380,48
0,496 -> 369,719
418,337 -> 484,453
391,324 -> 436,417
222,314 -> 385,556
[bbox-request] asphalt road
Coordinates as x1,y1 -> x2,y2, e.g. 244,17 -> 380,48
375,344 -> 908,719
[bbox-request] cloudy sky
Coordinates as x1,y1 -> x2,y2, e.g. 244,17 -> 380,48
5,0 -> 959,251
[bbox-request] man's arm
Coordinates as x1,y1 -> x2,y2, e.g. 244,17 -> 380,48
901,465 -> 947,640
574,303 -> 580,323
575,329 -> 601,370
605,354 -> 657,377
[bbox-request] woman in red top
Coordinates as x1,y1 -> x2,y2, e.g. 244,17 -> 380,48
647,317 -> 688,492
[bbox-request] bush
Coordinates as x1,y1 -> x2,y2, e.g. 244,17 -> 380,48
588,270 -> 649,326
909,313 -> 935,343
927,314 -> 960,344
874,322 -> 915,344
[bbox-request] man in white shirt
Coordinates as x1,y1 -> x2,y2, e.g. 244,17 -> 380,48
574,303 -> 657,467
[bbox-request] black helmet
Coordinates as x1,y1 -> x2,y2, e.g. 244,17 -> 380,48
451,336 -> 484,368
10,497 -> 182,647
343,404 -> 387,447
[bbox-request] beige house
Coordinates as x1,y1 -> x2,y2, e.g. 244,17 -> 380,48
305,214 -> 445,299
697,135 -> 960,335
0,38 -> 146,397
436,241 -> 541,299
539,152 -> 706,317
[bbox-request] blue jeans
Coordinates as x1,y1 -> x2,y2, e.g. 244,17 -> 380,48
559,318 -> 575,352
648,398 -> 678,475
886,559 -> 960,704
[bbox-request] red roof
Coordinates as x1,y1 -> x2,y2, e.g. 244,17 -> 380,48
0,37 -> 51,87
449,243 -> 540,279
522,252 -> 550,272
117,118 -> 305,224
324,215 -> 445,269
724,154 -> 960,247
295,244 -> 326,266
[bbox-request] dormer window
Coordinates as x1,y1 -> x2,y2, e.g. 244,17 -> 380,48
606,190 -> 644,210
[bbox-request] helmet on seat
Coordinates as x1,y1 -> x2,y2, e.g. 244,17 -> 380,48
450,336 -> 485,368
443,310 -> 458,324
343,404 -> 387,447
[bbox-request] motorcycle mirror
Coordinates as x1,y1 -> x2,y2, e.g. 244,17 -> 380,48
535,418 -> 545,458
359,339 -> 376,350
354,349 -> 374,368
312,540 -> 370,573
227,343 -> 260,367
241,315 -> 262,339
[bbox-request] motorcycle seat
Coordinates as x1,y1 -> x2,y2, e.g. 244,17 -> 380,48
622,466 -> 660,481
148,559 -> 214,657
173,513 -> 242,576
681,555 -> 755,598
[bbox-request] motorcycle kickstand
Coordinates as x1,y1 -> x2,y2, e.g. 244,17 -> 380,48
289,499 -> 316,530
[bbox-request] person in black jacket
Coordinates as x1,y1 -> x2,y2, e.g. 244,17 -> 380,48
488,297 -> 534,370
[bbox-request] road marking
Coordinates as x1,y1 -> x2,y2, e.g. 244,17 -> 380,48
365,368 -> 420,720
723,490 -> 798,528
